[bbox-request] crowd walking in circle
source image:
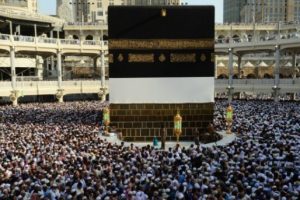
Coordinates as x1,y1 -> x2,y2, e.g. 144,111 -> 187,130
0,100 -> 299,199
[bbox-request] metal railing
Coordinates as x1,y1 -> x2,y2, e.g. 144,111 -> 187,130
0,79 -> 298,98
60,39 -> 81,45
38,38 -> 57,44
13,35 -> 35,42
66,22 -> 106,26
0,34 -> 10,40
0,33 -> 300,52
1,79 -> 298,88
0,34 -> 109,48
82,40 -> 102,45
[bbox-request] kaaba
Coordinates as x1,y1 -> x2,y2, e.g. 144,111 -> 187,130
108,6 -> 215,142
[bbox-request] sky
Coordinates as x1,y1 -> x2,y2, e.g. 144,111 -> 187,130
38,0 -> 223,22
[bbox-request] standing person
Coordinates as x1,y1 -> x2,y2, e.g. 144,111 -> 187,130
194,128 -> 200,146
160,124 -> 167,150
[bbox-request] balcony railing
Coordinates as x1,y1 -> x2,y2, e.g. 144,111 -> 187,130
0,34 -> 109,47
60,39 -> 81,45
38,38 -> 57,44
1,32 -> 300,52
13,35 -> 35,42
0,34 -> 10,40
66,22 -> 106,26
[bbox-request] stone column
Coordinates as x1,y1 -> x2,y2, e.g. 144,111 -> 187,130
227,48 -> 234,103
9,20 -> 13,35
56,51 -> 64,103
292,52 -> 297,99
93,57 -> 98,78
273,45 -> 280,102
56,30 -> 60,39
50,31 -> 55,77
100,50 -> 106,102
34,24 -> 37,37
214,56 -> 218,78
253,23 -> 256,42
36,56 -> 43,80
292,52 -> 297,81
237,55 -> 242,78
10,47 -> 18,106
10,47 -> 16,90
57,51 -> 62,88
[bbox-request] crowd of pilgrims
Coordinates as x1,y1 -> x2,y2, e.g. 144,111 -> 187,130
0,100 -> 299,200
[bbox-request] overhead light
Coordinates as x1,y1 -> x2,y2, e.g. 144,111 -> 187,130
161,9 -> 167,17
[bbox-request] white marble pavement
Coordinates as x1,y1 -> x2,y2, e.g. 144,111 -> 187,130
98,131 -> 236,149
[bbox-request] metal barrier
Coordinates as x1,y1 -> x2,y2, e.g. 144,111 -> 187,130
0,79 -> 298,97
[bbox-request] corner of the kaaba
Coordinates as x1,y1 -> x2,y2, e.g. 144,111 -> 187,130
108,6 -> 216,142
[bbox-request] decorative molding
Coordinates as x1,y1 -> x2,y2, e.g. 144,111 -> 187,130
200,53 -> 207,62
117,54 -> 124,62
109,54 -> 114,63
159,54 -> 166,62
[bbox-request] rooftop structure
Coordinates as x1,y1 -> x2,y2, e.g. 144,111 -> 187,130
0,0 -> 37,12
57,0 -> 181,23
224,0 -> 300,23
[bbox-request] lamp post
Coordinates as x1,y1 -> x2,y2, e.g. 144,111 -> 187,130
226,104 -> 233,134
103,107 -> 110,135
227,48 -> 234,103
273,44 -> 280,102
174,110 -> 182,144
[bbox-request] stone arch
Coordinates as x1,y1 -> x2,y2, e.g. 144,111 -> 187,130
280,34 -> 287,39
260,36 -> 266,41
232,34 -> 240,43
217,35 -> 225,43
258,30 -> 268,41
279,73 -> 287,78
86,35 -> 93,40
218,74 -> 228,79
263,73 -> 272,79
246,73 -> 256,79
233,74 -> 239,79
247,34 -> 253,42
103,34 -> 108,40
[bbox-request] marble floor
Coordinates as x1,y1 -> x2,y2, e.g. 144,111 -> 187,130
98,131 -> 236,149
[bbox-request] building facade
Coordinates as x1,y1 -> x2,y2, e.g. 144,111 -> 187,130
241,0 -> 300,23
225,0 -> 300,23
0,0 -> 37,12
125,0 -> 180,5
57,0 -> 75,22
57,0 -> 181,23
223,0 -> 247,23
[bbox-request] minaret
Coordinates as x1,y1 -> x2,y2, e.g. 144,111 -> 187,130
57,0 -> 75,22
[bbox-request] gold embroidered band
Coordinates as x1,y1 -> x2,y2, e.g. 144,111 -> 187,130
109,39 -> 214,50
170,53 -> 196,63
128,54 -> 154,63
